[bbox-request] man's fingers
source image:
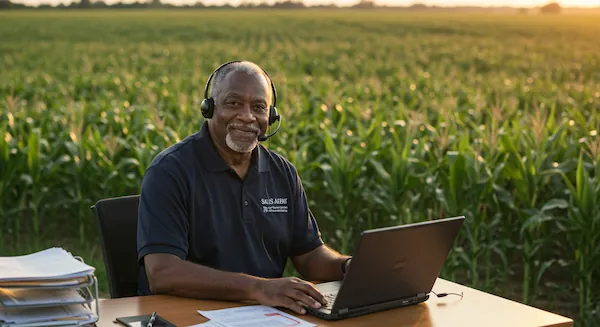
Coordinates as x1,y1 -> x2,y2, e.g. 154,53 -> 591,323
287,289 -> 322,309
282,297 -> 306,314
296,300 -> 309,311
295,281 -> 327,305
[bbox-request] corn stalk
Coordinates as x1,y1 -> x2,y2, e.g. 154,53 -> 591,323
552,151 -> 600,323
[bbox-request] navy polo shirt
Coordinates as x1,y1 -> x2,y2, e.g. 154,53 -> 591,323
136,121 -> 324,295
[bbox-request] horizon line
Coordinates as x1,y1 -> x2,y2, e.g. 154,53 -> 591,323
6,1 -> 600,8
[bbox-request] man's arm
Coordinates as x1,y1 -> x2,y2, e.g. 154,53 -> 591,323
291,245 -> 351,282
144,253 -> 327,314
144,253 -> 260,300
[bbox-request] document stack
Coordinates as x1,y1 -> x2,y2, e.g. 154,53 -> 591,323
0,247 -> 99,327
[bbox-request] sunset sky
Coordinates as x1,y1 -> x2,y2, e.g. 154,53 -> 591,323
15,0 -> 600,7
176,0 -> 599,5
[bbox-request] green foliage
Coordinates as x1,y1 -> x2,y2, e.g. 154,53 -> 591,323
1,10 -> 599,326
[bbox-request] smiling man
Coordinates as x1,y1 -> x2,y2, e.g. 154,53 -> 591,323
136,60 -> 352,315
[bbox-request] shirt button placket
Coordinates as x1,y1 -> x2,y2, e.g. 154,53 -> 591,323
241,178 -> 255,222
242,180 -> 249,221
242,198 -> 248,222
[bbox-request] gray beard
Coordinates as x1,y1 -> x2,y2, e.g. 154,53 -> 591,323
226,133 -> 257,153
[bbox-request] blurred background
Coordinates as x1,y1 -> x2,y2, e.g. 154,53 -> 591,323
0,1 -> 599,326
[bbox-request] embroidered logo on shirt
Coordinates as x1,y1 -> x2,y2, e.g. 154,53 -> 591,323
261,197 -> 288,213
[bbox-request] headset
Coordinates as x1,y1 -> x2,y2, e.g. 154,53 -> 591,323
200,60 -> 281,142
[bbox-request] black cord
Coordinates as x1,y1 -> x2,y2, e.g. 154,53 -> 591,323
265,124 -> 271,199
432,290 -> 464,299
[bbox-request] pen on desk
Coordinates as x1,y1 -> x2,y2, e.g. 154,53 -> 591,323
147,311 -> 157,327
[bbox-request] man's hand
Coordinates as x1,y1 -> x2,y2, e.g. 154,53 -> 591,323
252,277 -> 327,314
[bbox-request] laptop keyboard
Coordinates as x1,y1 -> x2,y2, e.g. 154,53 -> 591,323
323,293 -> 337,309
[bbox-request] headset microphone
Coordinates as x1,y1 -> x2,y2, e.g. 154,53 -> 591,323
258,116 -> 281,142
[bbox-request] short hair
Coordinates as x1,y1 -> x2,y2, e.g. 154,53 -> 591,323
209,61 -> 273,104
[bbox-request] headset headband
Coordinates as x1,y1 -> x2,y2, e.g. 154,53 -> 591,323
203,60 -> 277,108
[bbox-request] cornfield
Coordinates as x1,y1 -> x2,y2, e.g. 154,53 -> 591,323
1,9 -> 599,326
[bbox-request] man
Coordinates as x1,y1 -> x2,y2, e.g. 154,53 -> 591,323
137,60 -> 352,315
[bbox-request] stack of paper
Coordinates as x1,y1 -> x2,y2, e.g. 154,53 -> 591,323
0,305 -> 92,326
0,248 -> 98,327
0,248 -> 95,282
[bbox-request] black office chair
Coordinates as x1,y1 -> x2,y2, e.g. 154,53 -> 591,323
91,194 -> 140,299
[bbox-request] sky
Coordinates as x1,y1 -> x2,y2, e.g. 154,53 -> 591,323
15,0 -> 600,7
209,0 -> 599,6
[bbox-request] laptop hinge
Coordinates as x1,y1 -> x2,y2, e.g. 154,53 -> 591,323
339,308 -> 349,314
418,293 -> 426,298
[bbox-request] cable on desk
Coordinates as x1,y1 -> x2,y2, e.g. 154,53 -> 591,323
432,291 -> 464,299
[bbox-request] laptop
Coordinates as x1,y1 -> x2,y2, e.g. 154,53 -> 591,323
305,216 -> 465,320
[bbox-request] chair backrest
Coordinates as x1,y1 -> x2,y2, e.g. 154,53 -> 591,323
91,194 -> 140,299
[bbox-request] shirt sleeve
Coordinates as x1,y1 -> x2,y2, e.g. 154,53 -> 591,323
290,168 -> 324,257
137,163 -> 189,264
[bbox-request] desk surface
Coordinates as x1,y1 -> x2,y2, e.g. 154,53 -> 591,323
96,278 -> 573,327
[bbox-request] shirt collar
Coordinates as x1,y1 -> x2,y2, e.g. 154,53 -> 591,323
198,121 -> 269,173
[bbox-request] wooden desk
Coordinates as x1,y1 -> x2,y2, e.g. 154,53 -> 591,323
96,278 -> 573,327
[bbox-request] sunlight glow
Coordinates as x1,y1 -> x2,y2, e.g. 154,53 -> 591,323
14,0 -> 600,8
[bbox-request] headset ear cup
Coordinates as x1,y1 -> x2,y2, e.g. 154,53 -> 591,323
269,106 -> 279,125
201,98 -> 214,119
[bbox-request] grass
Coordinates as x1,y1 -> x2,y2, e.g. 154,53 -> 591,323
1,9 -> 599,326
